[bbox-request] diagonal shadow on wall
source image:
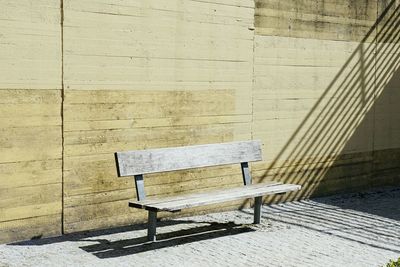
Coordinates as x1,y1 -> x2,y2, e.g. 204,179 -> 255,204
256,0 -> 400,213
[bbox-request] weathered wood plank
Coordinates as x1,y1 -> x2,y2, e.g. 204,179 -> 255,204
131,183 -> 300,212
116,140 -> 262,176
130,181 -> 280,209
149,184 -> 292,211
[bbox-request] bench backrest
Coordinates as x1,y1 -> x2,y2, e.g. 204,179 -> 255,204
115,140 -> 262,177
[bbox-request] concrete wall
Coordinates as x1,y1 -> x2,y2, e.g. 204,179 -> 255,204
62,0 -> 255,233
252,0 -> 400,200
0,0 -> 398,243
0,1 -> 63,242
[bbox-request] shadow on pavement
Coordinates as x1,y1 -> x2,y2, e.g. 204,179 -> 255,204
82,221 -> 254,258
243,186 -> 400,254
10,220 -> 255,258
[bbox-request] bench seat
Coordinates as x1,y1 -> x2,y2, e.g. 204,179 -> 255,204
129,182 -> 301,212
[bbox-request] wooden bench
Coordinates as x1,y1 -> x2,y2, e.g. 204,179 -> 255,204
115,140 -> 301,241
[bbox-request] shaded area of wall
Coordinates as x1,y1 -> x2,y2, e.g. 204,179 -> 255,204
253,0 -> 400,202
61,0 -> 255,233
0,1 -> 62,243
372,0 -> 400,186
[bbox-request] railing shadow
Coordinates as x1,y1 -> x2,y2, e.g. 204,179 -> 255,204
241,187 -> 400,254
256,1 -> 400,204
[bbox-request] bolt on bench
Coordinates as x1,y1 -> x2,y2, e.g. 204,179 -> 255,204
115,140 -> 301,241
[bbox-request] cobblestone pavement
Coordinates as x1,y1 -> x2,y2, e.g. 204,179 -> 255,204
0,187 -> 399,267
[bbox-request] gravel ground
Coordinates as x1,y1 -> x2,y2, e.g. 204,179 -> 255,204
0,187 -> 399,267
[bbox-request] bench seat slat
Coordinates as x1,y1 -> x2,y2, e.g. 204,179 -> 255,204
129,183 -> 301,212
130,181 -> 280,208
150,184 -> 299,211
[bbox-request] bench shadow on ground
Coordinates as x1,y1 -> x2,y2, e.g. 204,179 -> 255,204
10,220 -> 255,258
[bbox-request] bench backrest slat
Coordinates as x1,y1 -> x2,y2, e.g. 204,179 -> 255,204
116,140 -> 262,176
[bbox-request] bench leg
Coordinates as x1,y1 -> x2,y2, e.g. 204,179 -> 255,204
254,196 -> 262,224
147,210 -> 157,242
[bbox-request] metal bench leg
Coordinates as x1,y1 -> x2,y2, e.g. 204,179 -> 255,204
147,210 -> 157,242
254,196 -> 262,224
